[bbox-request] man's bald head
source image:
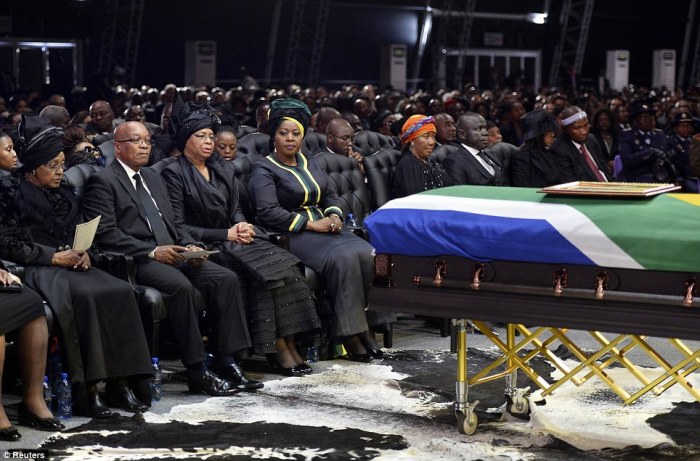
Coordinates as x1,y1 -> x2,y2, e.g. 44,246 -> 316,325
316,107 -> 342,133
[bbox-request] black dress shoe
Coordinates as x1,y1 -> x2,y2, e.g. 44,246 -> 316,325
215,362 -> 264,391
87,391 -> 113,418
105,382 -> 148,413
187,369 -> 242,396
17,404 -> 65,432
131,377 -> 152,408
345,352 -> 374,363
366,348 -> 384,360
0,426 -> 21,441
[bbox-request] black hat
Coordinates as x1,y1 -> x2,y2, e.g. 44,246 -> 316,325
15,113 -> 64,172
521,110 -> 557,142
169,95 -> 221,152
672,111 -> 693,126
630,101 -> 656,119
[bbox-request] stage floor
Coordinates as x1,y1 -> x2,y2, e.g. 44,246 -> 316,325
4,316 -> 700,460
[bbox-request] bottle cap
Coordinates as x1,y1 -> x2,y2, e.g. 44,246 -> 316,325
152,357 -> 159,364
60,372 -> 68,379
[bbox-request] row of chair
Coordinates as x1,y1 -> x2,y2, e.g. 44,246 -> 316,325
237,128 -> 397,159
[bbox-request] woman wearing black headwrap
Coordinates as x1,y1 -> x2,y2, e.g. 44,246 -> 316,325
510,110 -> 561,187
2,114 -> 153,417
161,98 -> 321,376
249,98 -> 380,362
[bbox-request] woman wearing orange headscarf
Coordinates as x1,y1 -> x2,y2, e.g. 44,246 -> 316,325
392,114 -> 451,198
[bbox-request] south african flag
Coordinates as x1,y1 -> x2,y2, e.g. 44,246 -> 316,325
364,186 -> 700,273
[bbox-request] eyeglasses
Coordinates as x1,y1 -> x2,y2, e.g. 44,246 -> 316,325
42,162 -> 66,172
115,137 -> 153,146
330,133 -> 354,142
192,133 -> 216,142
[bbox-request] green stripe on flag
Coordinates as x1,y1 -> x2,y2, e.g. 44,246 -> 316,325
419,186 -> 700,272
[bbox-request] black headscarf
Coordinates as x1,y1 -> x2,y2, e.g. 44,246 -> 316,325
267,98 -> 312,150
169,96 -> 221,152
15,114 -> 64,172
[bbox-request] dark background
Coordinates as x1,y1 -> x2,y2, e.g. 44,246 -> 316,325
0,0 -> 696,94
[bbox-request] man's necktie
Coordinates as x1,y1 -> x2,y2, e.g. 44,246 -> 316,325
477,151 -> 496,177
133,173 -> 173,245
579,145 -> 607,182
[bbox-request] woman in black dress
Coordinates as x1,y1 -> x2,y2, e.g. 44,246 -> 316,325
392,114 -> 451,198
0,267 -> 63,441
589,107 -> 619,175
250,98 -> 381,362
509,109 -> 560,188
161,99 -> 321,376
3,115 -> 153,417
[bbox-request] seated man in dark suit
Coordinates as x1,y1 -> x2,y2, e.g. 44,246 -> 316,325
443,112 -> 508,186
323,118 -> 365,176
82,121 -> 261,396
550,105 -> 610,183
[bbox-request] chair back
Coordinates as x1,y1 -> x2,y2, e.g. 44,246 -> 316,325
485,142 -> 518,173
60,163 -> 102,198
149,156 -> 178,174
302,131 -> 327,155
314,151 -> 371,225
235,125 -> 257,139
430,144 -> 459,164
353,130 -> 396,157
230,153 -> 264,223
237,133 -> 270,157
362,148 -> 402,210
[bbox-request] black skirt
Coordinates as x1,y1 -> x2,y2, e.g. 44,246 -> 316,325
0,286 -> 45,336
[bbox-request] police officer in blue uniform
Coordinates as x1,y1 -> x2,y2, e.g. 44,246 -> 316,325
618,101 -> 672,183
668,112 -> 695,188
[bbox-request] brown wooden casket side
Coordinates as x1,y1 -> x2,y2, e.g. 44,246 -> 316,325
368,255 -> 700,341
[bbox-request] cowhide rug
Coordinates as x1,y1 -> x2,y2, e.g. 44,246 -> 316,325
37,349 -> 700,460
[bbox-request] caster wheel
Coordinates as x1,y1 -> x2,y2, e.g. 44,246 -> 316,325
457,411 -> 478,435
509,396 -> 529,415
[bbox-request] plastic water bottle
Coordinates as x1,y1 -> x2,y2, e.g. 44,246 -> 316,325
42,376 -> 53,410
346,213 -> 359,227
306,346 -> 319,364
56,373 -> 72,420
150,357 -> 162,402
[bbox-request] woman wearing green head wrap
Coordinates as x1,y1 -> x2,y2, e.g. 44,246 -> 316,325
162,98 -> 322,377
250,98 -> 387,362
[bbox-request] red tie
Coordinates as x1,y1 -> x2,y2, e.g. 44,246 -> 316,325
580,145 -> 607,182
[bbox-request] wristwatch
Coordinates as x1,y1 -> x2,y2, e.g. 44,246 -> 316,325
148,248 -> 156,259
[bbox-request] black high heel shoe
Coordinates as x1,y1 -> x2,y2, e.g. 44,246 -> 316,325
295,362 -> 313,375
0,426 -> 21,441
266,355 -> 306,377
17,404 -> 65,432
359,331 -> 384,360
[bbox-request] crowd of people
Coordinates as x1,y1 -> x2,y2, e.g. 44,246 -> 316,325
1,76 -> 700,441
